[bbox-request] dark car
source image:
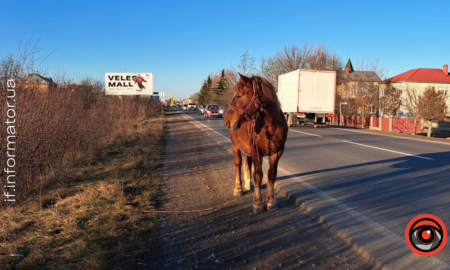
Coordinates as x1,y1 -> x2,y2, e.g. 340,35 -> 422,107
204,104 -> 223,118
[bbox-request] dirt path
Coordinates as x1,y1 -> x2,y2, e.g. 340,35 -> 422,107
150,111 -> 378,270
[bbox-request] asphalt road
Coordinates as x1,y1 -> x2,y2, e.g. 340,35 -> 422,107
177,109 -> 450,270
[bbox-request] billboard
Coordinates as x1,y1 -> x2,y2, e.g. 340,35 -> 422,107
105,73 -> 153,95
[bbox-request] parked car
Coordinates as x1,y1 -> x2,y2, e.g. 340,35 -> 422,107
204,104 -> 223,118
182,104 -> 188,111
176,103 -> 181,108
198,104 -> 208,114
188,103 -> 197,111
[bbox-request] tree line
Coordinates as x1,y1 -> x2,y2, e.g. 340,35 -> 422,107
193,43 -> 344,109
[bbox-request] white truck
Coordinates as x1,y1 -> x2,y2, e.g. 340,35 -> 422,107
188,103 -> 197,111
277,69 -> 336,128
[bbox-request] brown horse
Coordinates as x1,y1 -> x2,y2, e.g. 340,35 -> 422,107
224,74 -> 288,213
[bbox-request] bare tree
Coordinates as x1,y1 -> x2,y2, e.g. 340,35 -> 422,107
403,85 -> 421,135
189,92 -> 199,103
355,56 -> 389,80
259,44 -> 310,89
417,86 -> 448,137
259,43 -> 343,90
341,81 -> 378,126
237,50 -> 256,77
379,81 -> 401,117
308,43 -> 342,71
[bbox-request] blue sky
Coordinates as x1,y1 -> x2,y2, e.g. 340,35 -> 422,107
1,0 -> 449,99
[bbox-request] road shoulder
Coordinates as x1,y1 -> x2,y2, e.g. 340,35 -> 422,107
151,110 -> 378,270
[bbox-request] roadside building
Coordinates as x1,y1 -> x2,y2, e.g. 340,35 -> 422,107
336,59 -> 382,115
388,64 -> 450,117
336,59 -> 382,96
18,73 -> 57,93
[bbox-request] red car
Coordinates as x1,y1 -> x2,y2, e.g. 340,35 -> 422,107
204,104 -> 223,118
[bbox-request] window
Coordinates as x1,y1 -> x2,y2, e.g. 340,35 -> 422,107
438,86 -> 448,95
396,85 -> 403,95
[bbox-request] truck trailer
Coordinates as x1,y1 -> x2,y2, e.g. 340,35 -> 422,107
277,69 -> 336,128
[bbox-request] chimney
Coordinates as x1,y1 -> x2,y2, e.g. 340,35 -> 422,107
444,64 -> 449,76
345,66 -> 350,74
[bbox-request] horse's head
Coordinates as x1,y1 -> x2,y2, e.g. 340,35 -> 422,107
224,73 -> 260,131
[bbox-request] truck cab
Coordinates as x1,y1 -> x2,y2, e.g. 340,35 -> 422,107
188,103 -> 197,111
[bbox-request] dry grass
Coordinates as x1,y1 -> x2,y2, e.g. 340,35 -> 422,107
0,86 -> 162,204
0,116 -> 165,269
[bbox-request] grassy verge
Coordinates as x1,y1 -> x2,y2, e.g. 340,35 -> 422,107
0,116 -> 165,270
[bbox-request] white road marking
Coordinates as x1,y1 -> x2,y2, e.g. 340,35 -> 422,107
184,113 -> 434,161
183,114 -> 231,141
289,129 -> 323,137
342,140 -> 433,160
334,127 -> 450,147
181,112 -> 448,268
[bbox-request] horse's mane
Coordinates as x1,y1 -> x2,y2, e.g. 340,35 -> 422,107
251,76 -> 280,108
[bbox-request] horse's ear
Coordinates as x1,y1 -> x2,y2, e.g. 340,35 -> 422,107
238,73 -> 251,86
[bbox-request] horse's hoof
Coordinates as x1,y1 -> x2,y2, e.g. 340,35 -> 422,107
233,189 -> 243,196
267,201 -> 278,210
244,186 -> 254,192
253,203 -> 266,214
253,206 -> 266,214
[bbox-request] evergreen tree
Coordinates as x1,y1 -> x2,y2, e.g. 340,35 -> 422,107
220,69 -> 228,90
215,80 -> 225,95
207,75 -> 212,88
214,69 -> 227,96
198,80 -> 209,104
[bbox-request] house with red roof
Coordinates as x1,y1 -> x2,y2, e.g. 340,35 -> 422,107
387,64 -> 449,116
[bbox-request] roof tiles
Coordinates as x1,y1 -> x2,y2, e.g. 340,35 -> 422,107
389,68 -> 450,84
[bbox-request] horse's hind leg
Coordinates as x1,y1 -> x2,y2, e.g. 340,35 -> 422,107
232,146 -> 243,196
267,150 -> 284,210
252,153 -> 265,213
243,155 -> 254,192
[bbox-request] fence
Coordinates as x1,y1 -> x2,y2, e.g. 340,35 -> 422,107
382,118 -> 390,131
332,115 -> 370,128
372,117 -> 380,128
392,118 -> 422,134
331,114 -> 423,134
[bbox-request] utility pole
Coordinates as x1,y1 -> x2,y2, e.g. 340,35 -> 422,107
340,102 -> 347,126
